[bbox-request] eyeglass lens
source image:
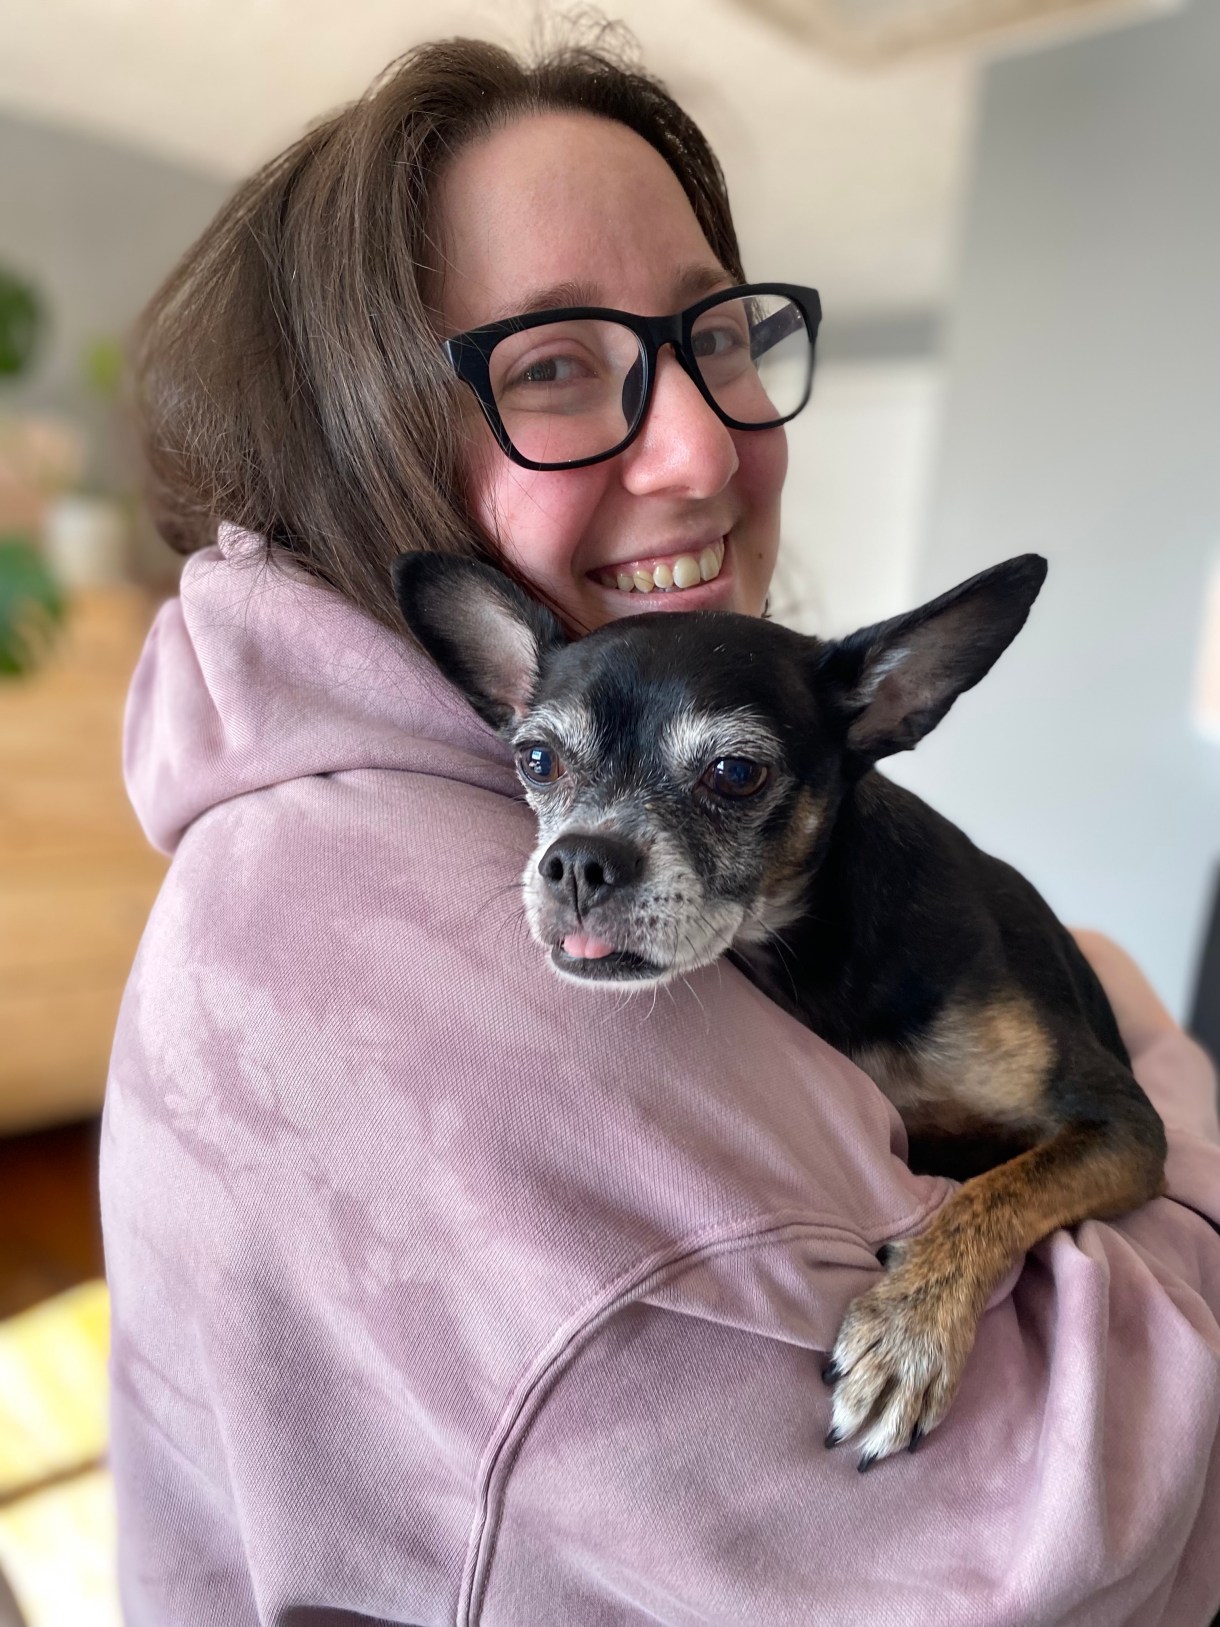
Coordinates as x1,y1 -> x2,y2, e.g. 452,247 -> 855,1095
486,291 -> 811,466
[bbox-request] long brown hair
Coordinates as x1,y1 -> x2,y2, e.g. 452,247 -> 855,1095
134,20 -> 745,633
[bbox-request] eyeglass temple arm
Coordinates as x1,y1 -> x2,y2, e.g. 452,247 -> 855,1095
749,301 -> 808,360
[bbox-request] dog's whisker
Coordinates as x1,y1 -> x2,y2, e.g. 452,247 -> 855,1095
762,931 -> 802,1008
679,973 -> 707,1024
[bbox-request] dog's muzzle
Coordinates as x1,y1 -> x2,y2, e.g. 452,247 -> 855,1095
538,833 -> 644,918
534,832 -> 668,982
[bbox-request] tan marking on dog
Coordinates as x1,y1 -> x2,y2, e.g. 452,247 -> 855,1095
852,994 -> 1055,1132
736,789 -> 828,945
760,788 -> 826,897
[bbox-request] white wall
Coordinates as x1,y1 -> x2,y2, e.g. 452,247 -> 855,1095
773,360 -> 942,637
883,0 -> 1220,1019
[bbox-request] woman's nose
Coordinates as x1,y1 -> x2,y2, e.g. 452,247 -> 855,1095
620,347 -> 739,499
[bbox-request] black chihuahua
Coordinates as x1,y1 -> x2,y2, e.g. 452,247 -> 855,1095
393,550 -> 1166,1469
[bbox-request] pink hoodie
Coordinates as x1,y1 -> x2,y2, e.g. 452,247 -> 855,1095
102,525 -> 1220,1627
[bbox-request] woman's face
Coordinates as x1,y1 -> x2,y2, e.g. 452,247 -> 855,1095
435,111 -> 787,632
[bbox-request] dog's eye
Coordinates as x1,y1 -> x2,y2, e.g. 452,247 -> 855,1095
517,744 -> 566,785
700,757 -> 769,799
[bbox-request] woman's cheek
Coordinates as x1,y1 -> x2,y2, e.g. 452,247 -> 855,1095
471,455 -> 609,608
739,423 -> 788,525
735,425 -> 788,594
463,435 -> 556,569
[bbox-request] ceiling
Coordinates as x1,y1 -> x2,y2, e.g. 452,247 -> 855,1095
0,0 -> 981,324
733,0 -> 1175,59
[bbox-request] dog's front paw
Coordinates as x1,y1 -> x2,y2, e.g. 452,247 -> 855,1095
823,1245 -> 979,1470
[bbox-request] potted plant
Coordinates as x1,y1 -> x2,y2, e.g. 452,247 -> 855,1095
0,265 -> 68,680
0,530 -> 66,676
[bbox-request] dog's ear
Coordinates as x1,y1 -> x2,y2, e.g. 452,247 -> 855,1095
392,553 -> 567,732
815,554 -> 1047,766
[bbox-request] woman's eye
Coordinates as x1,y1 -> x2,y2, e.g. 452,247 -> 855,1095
517,744 -> 566,785
700,757 -> 769,799
510,353 -> 593,388
691,324 -> 746,360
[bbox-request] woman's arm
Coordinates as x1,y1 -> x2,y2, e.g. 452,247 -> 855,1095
476,934 -> 1220,1625
1072,926 -> 1219,1145
1071,927 -> 1180,1056
479,1211 -> 1220,1627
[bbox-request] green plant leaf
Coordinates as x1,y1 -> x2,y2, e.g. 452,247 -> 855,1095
0,536 -> 67,677
82,336 -> 124,399
0,268 -> 44,379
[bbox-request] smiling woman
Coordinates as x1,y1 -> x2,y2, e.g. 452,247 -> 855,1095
105,19 -> 1220,1627
432,110 -> 792,630
132,27 -> 763,635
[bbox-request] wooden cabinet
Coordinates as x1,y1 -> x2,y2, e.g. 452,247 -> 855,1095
0,589 -> 168,1133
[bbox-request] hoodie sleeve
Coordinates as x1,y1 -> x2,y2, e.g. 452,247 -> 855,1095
478,1187 -> 1220,1627
475,983 -> 1220,1627
1134,1026 -> 1219,1147
1070,926 -> 1219,1148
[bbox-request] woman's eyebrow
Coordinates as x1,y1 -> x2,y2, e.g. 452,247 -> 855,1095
486,263 -> 732,324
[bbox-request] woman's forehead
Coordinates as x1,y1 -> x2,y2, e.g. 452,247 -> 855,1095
434,109 -> 727,333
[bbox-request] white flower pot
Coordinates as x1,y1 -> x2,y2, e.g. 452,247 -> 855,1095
43,494 -> 129,590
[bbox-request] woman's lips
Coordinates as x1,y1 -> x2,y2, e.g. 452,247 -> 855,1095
589,537 -> 726,595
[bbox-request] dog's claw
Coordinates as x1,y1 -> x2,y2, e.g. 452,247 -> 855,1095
826,1257 -> 977,1467
857,1453 -> 877,1475
824,1426 -> 843,1449
821,1360 -> 840,1385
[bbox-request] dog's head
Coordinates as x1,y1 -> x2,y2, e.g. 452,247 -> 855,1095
393,552 -> 1046,987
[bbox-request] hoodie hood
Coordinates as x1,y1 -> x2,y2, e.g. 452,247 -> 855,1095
124,523 -> 518,855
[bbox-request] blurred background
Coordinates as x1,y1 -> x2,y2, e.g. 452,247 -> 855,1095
0,0 -> 1217,1620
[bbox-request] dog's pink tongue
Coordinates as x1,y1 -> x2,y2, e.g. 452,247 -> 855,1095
563,932 -> 616,960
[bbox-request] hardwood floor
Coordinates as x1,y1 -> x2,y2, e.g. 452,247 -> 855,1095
0,1117 -> 103,1321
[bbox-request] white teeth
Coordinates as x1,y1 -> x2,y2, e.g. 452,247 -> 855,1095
599,538 -> 725,593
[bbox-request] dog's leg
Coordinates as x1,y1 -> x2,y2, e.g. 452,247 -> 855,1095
825,1113 -> 1166,1468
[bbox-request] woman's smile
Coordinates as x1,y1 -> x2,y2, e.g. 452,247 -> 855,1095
589,535 -> 726,595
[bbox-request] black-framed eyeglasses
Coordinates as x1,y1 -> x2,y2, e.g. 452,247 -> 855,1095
442,282 -> 821,472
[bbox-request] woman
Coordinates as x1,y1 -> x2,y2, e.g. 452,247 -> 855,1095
103,26 -> 1220,1626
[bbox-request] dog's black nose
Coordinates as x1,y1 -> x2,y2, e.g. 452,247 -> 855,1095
539,834 -> 644,916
